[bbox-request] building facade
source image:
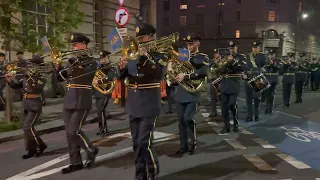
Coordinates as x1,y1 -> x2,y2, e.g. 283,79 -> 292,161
157,0 -> 320,59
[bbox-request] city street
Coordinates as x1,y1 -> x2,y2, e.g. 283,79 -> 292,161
1,84 -> 320,180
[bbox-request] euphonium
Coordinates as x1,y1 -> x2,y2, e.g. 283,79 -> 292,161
92,68 -> 116,95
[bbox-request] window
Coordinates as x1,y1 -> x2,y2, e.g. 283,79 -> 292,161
93,1 -> 103,48
236,30 -> 240,38
163,17 -> 169,27
180,4 -> 187,9
236,11 -> 240,21
237,0 -> 241,3
180,16 -> 187,26
196,14 -> 204,25
268,10 -> 276,21
163,0 -> 170,11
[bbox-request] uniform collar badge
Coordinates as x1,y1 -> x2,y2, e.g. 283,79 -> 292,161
136,27 -> 140,33
187,35 -> 191,40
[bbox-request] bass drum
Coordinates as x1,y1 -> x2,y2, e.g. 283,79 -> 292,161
248,73 -> 271,94
212,77 -> 222,99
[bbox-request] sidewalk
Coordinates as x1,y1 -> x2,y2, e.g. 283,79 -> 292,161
0,98 -> 126,144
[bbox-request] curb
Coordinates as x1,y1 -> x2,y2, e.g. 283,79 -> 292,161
0,112 -> 126,144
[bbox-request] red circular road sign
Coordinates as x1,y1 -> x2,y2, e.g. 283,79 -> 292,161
114,7 -> 130,27
118,0 -> 124,6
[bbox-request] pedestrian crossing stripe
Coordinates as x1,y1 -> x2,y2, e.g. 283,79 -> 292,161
276,154 -> 311,169
243,154 -> 276,171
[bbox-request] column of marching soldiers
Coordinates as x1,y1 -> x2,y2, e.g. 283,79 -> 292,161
0,22 -> 320,180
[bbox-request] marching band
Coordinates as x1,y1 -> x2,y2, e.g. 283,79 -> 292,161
0,22 -> 319,180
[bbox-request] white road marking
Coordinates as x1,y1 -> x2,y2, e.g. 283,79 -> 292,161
225,139 -> 246,149
243,154 -> 276,171
276,154 -> 311,169
252,138 -> 275,149
239,127 -> 253,135
201,112 -> 210,117
207,121 -> 219,126
108,132 -> 131,138
199,108 -> 207,112
275,111 -> 301,119
7,131 -> 174,180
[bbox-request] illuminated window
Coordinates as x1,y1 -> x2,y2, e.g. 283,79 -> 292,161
180,4 -> 187,9
180,16 -> 187,25
236,30 -> 240,38
268,10 -> 276,21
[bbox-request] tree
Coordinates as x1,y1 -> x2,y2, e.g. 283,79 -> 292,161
0,0 -> 84,122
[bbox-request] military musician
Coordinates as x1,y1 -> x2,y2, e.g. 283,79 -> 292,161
208,48 -> 222,117
92,50 -> 114,136
263,49 -> 280,114
118,23 -> 166,180
219,41 -> 246,134
175,33 -> 209,154
244,40 -> 267,122
310,58 -> 319,91
282,52 -> 297,107
5,55 -> 47,159
294,53 -> 308,103
0,52 -> 6,110
55,33 -> 99,174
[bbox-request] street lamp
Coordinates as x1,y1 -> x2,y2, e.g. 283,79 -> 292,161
302,13 -> 308,19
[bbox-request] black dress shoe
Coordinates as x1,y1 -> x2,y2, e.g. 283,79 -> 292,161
61,164 -> 84,174
255,116 -> 259,121
218,128 -> 230,135
209,113 -> 217,117
233,124 -> 239,132
165,111 -> 173,114
35,144 -> 47,157
84,147 -> 99,168
283,104 -> 290,108
22,151 -> 36,159
188,143 -> 196,155
246,117 -> 253,122
100,129 -> 109,136
147,174 -> 158,180
175,148 -> 188,155
96,130 -> 103,136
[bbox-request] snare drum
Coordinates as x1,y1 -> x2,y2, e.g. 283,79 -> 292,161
212,77 -> 222,95
248,73 -> 271,93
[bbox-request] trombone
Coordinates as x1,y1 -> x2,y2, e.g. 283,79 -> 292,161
50,47 -> 100,65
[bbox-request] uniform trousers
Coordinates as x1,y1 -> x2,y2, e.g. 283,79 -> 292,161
221,92 -> 238,130
0,87 -> 5,110
210,85 -> 218,114
165,86 -> 175,112
129,116 -> 159,178
244,82 -> 260,117
95,97 -> 110,129
63,109 -> 94,165
295,80 -> 304,102
265,82 -> 277,110
23,110 -> 45,152
282,82 -> 293,105
176,102 -> 197,149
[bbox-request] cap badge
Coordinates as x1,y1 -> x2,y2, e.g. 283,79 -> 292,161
187,35 -> 191,40
229,41 -> 233,45
100,52 -> 103,55
253,42 -> 257,45
136,27 -> 140,33
70,35 -> 74,40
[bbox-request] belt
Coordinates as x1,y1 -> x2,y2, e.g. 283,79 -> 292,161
23,93 -> 41,99
263,73 -> 278,76
66,83 -> 92,89
221,74 -> 242,78
128,83 -> 160,90
284,73 -> 295,76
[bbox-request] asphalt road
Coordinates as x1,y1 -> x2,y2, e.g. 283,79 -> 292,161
1,84 -> 320,180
